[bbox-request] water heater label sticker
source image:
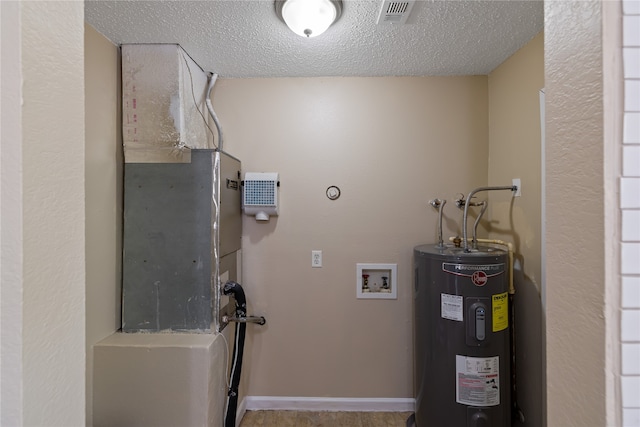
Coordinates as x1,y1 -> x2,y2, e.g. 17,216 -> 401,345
492,292 -> 509,332
455,355 -> 500,407
441,293 -> 463,321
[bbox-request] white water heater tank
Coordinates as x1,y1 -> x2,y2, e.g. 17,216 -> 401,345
243,172 -> 279,221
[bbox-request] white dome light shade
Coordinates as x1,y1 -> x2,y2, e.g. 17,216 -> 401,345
280,0 -> 338,38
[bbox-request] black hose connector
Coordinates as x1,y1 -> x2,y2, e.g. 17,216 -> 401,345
223,280 -> 247,427
223,280 -> 247,317
225,321 -> 246,427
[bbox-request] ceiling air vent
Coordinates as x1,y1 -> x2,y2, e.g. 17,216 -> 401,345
376,0 -> 415,25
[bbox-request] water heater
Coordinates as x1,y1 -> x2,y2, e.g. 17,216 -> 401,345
413,244 -> 511,427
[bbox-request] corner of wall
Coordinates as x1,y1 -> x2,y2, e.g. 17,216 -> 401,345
84,23 -> 122,427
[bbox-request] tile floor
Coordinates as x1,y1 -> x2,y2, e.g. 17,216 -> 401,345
239,410 -> 414,427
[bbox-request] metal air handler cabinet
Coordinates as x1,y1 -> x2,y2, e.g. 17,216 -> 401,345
122,149 -> 242,332
413,244 -> 511,427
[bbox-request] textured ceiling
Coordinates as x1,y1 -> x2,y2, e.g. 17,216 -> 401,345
85,0 -> 543,78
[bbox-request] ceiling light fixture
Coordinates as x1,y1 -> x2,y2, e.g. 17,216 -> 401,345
275,0 -> 343,38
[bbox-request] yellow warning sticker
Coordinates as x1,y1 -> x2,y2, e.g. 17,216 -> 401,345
492,292 -> 509,332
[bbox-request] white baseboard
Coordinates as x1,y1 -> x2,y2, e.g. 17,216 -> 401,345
244,396 -> 415,412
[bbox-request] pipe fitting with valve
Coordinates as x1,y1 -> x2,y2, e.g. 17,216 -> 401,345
221,280 -> 267,327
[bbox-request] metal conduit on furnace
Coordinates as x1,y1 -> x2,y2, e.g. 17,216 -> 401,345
206,72 -> 224,151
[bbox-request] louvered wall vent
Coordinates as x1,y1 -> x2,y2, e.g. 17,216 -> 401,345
376,0 -> 415,25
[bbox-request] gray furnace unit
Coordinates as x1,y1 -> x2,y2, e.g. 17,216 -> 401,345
122,149 -> 241,332
413,244 -> 511,427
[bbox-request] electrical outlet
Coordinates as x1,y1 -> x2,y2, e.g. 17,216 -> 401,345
312,250 -> 322,268
512,178 -> 522,197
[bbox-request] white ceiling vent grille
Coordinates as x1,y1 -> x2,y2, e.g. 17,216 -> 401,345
376,0 -> 415,25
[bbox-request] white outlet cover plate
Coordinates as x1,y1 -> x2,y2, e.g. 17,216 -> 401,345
312,250 -> 322,268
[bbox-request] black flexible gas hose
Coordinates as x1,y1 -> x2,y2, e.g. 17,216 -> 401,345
223,281 -> 247,427
509,293 -> 525,425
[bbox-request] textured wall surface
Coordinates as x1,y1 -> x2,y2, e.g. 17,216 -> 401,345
213,76 -> 489,399
0,1 -> 24,425
21,1 -> 86,425
85,24 -> 123,427
545,1 -> 606,425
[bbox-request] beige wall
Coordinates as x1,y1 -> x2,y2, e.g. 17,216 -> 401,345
93,334 -> 227,427
545,1 -> 607,425
488,32 -> 544,287
214,76 -> 489,397
85,24 -> 123,426
487,32 -> 545,427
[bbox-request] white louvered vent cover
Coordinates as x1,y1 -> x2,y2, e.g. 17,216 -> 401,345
243,172 -> 279,221
376,0 -> 415,25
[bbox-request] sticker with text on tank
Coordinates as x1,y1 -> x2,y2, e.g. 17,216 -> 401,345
441,293 -> 464,322
456,355 -> 500,407
492,292 -> 509,332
